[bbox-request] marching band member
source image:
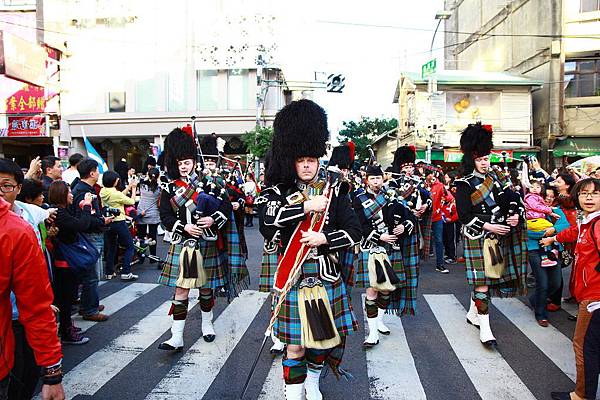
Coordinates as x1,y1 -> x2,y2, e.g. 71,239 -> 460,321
258,100 -> 361,400
454,123 -> 527,347
157,127 -> 248,352
354,164 -> 413,347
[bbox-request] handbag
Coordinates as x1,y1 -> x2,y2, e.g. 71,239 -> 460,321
56,233 -> 99,275
483,234 -> 506,279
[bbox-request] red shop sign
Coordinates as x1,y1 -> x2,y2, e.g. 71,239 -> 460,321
7,115 -> 47,137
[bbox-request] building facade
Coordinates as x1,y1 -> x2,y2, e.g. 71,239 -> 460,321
40,0 -> 287,170
443,0 -> 600,167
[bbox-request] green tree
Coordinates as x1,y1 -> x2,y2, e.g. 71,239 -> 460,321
338,117 -> 398,161
242,125 -> 273,159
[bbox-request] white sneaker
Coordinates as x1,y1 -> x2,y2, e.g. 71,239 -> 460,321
120,273 -> 139,281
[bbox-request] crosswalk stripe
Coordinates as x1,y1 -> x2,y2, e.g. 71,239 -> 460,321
257,357 -> 283,400
60,301 -> 174,396
362,295 -> 426,400
146,290 -> 269,399
494,298 -> 575,382
425,294 -> 537,400
73,283 -> 158,333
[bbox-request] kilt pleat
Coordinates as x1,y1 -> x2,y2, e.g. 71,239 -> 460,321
389,233 -> 420,316
258,251 -> 278,293
463,228 -> 528,297
273,260 -> 357,345
158,241 -> 226,289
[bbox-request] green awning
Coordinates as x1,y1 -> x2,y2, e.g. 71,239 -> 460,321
554,138 -> 600,157
416,150 -> 444,161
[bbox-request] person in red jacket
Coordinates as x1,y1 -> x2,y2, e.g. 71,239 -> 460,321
441,186 -> 459,264
426,168 -> 449,273
542,178 -> 600,400
0,197 -> 65,400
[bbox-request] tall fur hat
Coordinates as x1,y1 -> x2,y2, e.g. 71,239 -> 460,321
200,134 -> 219,160
163,127 -> 196,180
266,99 -> 329,185
365,164 -> 384,177
391,145 -> 417,173
459,122 -> 494,174
328,141 -> 355,170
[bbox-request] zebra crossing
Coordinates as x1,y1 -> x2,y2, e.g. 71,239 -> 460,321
51,279 -> 581,400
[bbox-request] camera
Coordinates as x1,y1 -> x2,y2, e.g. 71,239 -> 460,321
102,207 -> 121,218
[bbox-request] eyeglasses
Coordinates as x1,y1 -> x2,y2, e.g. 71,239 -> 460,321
578,191 -> 600,199
0,184 -> 19,193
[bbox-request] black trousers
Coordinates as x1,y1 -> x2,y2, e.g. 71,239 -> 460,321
52,266 -> 77,334
442,222 -> 456,260
8,321 -> 40,399
0,375 -> 8,400
245,212 -> 253,226
137,223 -> 158,256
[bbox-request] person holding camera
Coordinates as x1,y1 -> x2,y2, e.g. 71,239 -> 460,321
100,171 -> 138,280
72,158 -> 113,320
49,180 -> 99,344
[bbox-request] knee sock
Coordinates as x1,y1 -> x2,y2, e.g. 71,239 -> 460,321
305,348 -> 328,371
199,291 -> 214,312
282,355 -> 307,384
376,292 -> 391,310
365,298 -> 378,318
472,291 -> 490,315
168,298 -> 189,320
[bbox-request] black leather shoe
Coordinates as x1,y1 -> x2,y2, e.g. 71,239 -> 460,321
203,334 -> 215,343
158,342 -> 183,352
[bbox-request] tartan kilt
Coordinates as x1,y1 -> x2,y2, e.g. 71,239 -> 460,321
340,248 -> 356,289
389,233 -> 420,316
463,227 -> 528,297
258,251 -> 278,293
273,259 -> 358,346
419,212 -> 433,259
355,245 -> 405,288
158,241 -> 227,289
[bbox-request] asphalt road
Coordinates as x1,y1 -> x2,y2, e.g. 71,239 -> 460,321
54,222 -> 578,400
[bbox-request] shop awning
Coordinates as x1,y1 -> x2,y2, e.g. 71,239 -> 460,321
553,138 -> 600,157
416,149 -> 538,163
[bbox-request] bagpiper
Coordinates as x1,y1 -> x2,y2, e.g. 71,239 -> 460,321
454,123 -> 526,347
157,126 -> 248,352
328,142 -> 357,295
258,99 -> 361,400
353,163 -> 414,347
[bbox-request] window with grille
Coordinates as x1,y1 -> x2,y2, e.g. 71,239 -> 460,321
564,60 -> 600,97
580,0 -> 600,12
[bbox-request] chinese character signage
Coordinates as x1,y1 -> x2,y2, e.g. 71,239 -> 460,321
6,115 -> 47,137
4,84 -> 46,114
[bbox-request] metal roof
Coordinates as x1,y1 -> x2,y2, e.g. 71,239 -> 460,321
404,70 -> 544,87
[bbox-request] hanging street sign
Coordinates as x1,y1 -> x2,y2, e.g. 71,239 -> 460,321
421,59 -> 437,79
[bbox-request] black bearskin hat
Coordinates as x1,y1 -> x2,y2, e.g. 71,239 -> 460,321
459,122 -> 494,175
200,134 -> 219,160
365,164 -> 384,177
163,127 -> 196,180
328,141 -> 355,170
266,99 -> 329,185
391,145 -> 416,173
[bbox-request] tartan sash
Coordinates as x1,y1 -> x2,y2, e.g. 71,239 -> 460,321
170,173 -> 200,212
470,174 -> 494,206
358,191 -> 387,220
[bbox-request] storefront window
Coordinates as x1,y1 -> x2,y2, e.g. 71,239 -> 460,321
167,70 -> 188,112
227,69 -> 251,110
135,74 -> 166,112
564,60 -> 600,97
580,0 -> 600,12
197,70 -> 219,111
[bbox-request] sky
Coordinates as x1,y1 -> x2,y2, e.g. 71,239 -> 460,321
271,0 -> 445,141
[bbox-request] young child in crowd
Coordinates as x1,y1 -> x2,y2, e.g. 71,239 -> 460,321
522,162 -> 561,266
